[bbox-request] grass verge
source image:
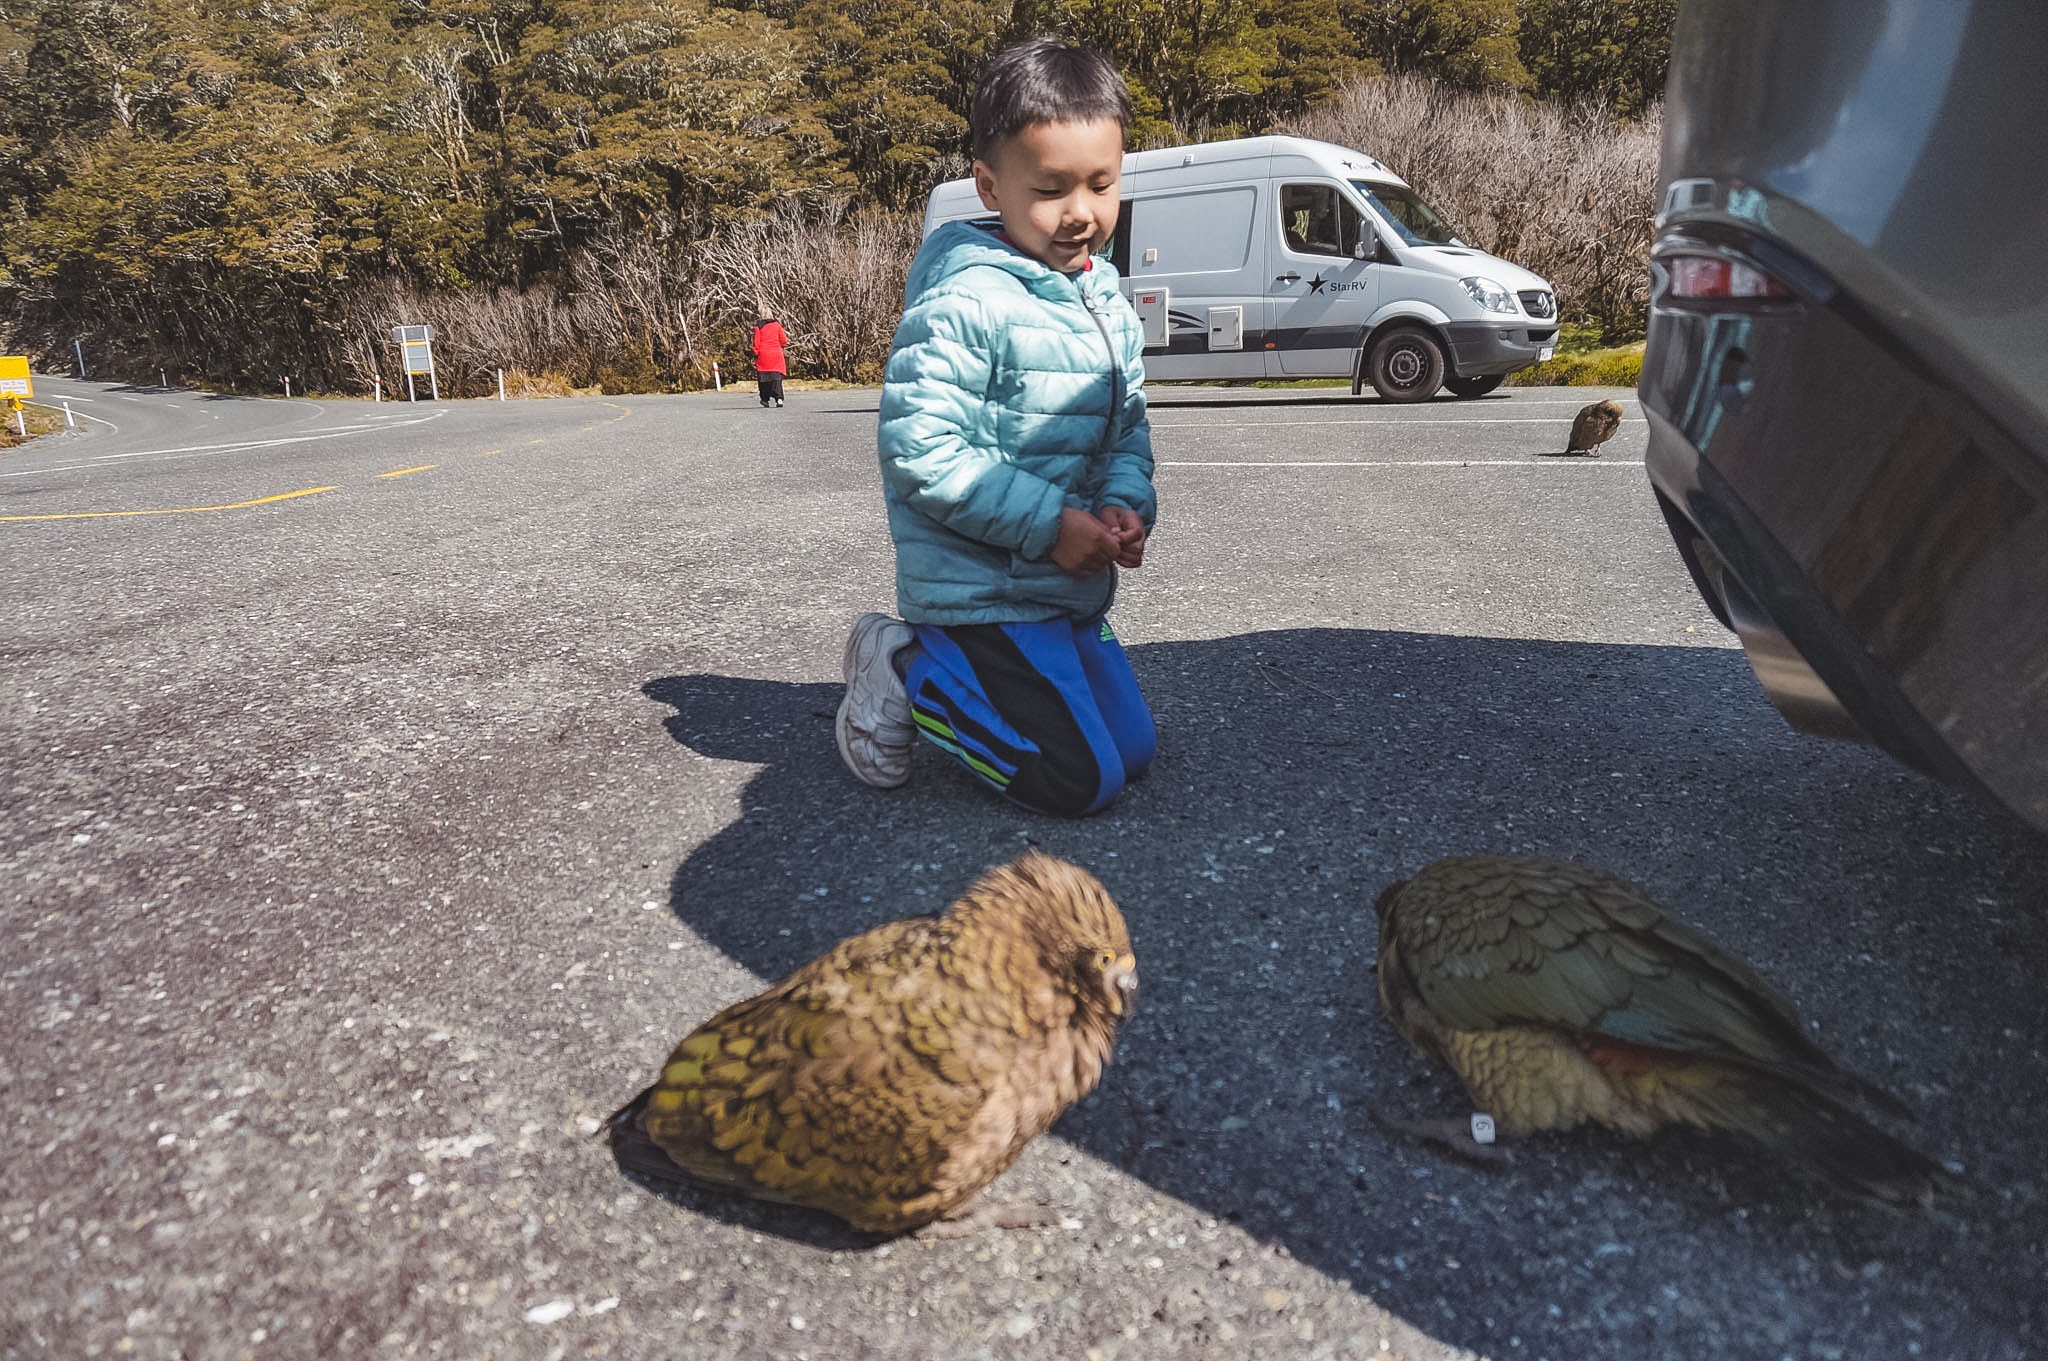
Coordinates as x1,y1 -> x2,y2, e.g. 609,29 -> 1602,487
1507,341 -> 1644,388
0,401 -> 66,449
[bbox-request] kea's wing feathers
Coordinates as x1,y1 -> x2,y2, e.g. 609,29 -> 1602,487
1397,862 -> 1863,1098
635,920 -> 1003,1223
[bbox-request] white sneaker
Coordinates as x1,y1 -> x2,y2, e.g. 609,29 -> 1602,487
836,613 -> 915,788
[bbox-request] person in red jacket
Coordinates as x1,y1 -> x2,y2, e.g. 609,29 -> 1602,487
751,313 -> 788,407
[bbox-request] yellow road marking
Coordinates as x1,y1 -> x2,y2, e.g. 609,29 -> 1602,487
581,402 -> 631,431
1,486 -> 339,522
526,438 -> 544,445
378,464 -> 437,479
478,448 -> 504,457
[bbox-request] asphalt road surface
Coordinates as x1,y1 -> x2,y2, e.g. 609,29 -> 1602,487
4,378 -> 2045,1361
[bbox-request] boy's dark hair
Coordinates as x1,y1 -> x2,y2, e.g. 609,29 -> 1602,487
971,37 -> 1131,163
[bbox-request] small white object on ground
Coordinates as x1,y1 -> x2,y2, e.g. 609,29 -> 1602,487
1470,1113 -> 1497,1145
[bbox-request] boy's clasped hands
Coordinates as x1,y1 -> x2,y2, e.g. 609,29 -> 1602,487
1052,505 -> 1147,577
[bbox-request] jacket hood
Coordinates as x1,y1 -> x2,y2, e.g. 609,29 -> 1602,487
908,220 -> 1108,301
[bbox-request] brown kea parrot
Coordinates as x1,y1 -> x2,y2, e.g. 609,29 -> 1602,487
1566,398 -> 1624,455
607,851 -> 1138,1235
1372,855 -> 1952,1207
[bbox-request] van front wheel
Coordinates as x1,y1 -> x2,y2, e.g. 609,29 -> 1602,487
1364,326 -> 1446,402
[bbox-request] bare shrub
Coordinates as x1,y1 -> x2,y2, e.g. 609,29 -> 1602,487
328,202 -> 918,396
1288,75 -> 1659,339
333,255 -> 674,397
696,202 -> 922,384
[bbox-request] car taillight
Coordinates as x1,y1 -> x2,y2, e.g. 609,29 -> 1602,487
1665,254 -> 1794,301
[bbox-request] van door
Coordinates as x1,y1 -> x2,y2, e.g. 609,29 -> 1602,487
1269,182 -> 1379,377
1122,182 -> 1268,381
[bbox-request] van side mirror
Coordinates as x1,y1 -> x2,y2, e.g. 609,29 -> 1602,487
1353,241 -> 1369,261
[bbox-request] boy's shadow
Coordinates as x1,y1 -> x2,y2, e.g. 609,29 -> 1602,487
639,628 -> 2048,1353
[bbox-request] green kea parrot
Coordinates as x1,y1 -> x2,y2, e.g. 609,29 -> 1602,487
1372,854 -> 1953,1207
608,851 -> 1138,1235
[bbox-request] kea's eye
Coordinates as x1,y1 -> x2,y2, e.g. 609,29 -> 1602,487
1095,948 -> 1116,969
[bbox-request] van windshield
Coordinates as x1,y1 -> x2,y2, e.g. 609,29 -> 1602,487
1353,181 -> 1465,247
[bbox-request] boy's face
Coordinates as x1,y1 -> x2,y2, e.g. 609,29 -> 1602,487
972,118 -> 1124,274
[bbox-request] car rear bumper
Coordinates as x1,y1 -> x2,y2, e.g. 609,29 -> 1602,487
1640,223 -> 2048,834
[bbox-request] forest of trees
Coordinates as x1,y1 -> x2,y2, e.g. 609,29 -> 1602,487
0,0 -> 1675,394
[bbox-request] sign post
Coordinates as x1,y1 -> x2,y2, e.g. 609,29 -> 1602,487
390,325 -> 438,402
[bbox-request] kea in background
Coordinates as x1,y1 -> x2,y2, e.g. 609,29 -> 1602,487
1372,855 -> 1952,1207
608,851 -> 1138,1235
1566,398 -> 1624,455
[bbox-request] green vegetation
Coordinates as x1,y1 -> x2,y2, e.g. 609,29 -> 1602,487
0,0 -> 1676,393
1507,344 -> 1643,387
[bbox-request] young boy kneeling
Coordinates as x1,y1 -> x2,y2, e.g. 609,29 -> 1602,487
836,37 -> 1157,818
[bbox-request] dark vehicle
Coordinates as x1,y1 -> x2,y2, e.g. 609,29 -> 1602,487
1639,0 -> 2048,834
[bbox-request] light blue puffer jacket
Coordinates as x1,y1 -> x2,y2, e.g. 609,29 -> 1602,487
877,220 -> 1155,626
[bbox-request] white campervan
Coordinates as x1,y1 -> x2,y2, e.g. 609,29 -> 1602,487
923,134 -> 1558,401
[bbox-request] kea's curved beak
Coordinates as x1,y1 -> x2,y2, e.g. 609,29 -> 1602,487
1108,953 -> 1139,1017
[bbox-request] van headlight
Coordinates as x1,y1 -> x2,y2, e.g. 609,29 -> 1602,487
1459,277 -> 1517,314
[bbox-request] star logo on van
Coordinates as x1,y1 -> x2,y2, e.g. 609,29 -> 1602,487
1306,273 -> 1329,294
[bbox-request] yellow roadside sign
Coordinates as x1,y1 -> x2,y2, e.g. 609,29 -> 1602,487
0,356 -> 30,399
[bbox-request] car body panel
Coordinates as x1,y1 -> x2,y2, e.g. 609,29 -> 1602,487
1639,0 -> 2048,833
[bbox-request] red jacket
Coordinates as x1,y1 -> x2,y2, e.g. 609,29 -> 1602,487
752,320 -> 788,375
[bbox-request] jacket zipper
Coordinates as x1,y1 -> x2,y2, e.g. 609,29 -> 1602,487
1077,282 -> 1121,456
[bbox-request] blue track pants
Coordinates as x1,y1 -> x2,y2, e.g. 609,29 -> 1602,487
904,615 -> 1156,818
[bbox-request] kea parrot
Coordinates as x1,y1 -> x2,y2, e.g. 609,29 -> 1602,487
1566,398 -> 1624,455
608,851 -> 1138,1234
1372,854 -> 1952,1207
